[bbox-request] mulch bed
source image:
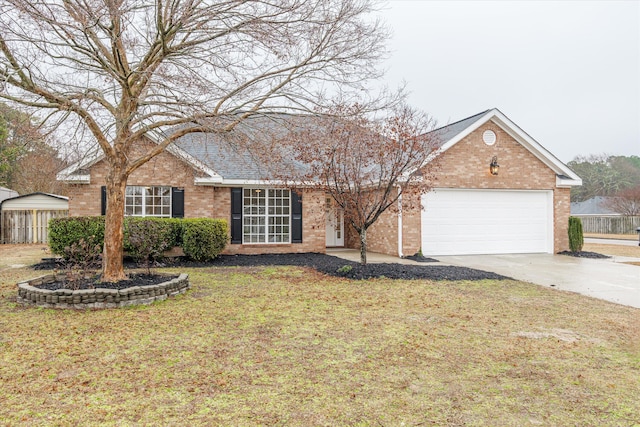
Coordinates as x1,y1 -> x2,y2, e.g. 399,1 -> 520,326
557,251 -> 611,259
201,253 -> 509,281
34,273 -> 180,291
33,252 -> 509,281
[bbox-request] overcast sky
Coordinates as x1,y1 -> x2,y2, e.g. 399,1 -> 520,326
377,0 -> 639,163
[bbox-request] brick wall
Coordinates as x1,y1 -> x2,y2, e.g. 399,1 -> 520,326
361,121 -> 571,256
343,188 -> 422,257
553,188 -> 571,252
66,140 -> 326,255
67,140 -> 214,218
363,201 -> 399,255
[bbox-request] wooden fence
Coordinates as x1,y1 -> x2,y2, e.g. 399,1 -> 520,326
0,209 -> 68,244
574,215 -> 640,235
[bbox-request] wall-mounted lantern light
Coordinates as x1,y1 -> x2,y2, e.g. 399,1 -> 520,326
490,156 -> 499,176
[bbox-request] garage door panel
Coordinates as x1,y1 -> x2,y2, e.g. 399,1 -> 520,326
421,189 -> 552,255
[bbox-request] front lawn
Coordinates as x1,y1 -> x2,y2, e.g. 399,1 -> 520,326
583,241 -> 640,259
0,255 -> 638,425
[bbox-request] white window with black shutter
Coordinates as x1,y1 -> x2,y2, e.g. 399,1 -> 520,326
101,186 -> 184,218
230,188 -> 302,244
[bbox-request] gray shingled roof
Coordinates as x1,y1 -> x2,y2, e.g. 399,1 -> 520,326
174,114 -> 312,181
570,196 -> 618,215
425,109 -> 490,148
176,132 -> 269,181
63,109 -> 526,184
174,110 -> 495,181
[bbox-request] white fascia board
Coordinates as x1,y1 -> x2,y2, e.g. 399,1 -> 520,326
57,173 -> 90,184
556,175 -> 582,187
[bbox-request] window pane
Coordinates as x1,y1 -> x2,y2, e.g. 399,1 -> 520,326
125,185 -> 171,217
242,188 -> 290,244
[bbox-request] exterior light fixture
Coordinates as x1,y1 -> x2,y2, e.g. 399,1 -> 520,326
490,156 -> 499,176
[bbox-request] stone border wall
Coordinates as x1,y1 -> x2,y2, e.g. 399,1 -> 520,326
17,274 -> 189,309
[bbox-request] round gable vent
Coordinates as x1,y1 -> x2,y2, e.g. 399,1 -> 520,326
482,130 -> 497,145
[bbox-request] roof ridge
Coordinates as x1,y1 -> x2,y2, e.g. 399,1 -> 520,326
428,108 -> 492,134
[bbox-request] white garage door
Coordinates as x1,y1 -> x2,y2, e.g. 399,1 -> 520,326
421,189 -> 553,256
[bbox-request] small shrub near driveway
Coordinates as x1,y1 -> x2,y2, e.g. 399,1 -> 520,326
568,216 -> 584,252
182,218 -> 229,261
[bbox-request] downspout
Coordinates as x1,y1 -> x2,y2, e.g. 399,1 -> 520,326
397,192 -> 403,258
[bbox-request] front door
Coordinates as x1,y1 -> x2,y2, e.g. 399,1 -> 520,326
325,197 -> 344,247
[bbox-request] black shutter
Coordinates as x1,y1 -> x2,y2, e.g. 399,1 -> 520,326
291,190 -> 302,243
230,187 -> 243,244
171,187 -> 184,218
101,186 -> 107,215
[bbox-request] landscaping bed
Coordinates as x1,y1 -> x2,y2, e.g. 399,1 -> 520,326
17,273 -> 189,309
558,250 -> 611,259
33,252 -> 509,281
170,252 -> 509,281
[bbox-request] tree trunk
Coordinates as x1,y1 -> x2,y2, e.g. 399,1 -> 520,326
102,172 -> 128,281
359,227 -> 367,265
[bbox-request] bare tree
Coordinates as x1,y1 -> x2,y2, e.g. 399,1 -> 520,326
0,0 -> 388,280
601,186 -> 640,216
276,103 -> 439,264
0,102 -> 45,189
11,144 -> 68,195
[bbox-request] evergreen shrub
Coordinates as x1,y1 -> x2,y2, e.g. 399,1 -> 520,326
182,218 -> 229,261
568,216 -> 584,252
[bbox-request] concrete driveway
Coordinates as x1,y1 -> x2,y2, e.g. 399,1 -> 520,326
434,253 -> 640,309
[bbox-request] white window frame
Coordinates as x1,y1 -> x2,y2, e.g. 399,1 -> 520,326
242,188 -> 291,244
125,186 -> 171,217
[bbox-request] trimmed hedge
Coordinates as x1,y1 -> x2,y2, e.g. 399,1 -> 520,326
49,216 -> 226,261
49,216 -> 105,259
124,217 -> 182,258
182,218 -> 229,262
568,216 -> 584,253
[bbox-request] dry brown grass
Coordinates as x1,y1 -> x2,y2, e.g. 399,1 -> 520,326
0,244 -> 50,270
0,246 -> 638,426
583,242 -> 640,259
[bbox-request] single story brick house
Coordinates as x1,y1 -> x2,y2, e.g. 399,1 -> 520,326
58,108 -> 581,257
